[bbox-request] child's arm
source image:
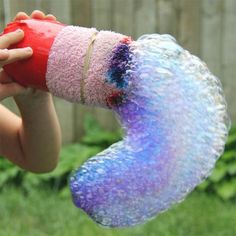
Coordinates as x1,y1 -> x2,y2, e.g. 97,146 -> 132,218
0,11 -> 61,173
0,95 -> 61,173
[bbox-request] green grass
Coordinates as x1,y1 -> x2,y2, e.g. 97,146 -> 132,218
0,188 -> 235,236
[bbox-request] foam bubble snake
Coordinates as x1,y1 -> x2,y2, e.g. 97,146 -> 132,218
2,19 -> 230,227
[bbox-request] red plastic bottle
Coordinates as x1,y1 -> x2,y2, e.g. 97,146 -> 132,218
2,19 -> 65,90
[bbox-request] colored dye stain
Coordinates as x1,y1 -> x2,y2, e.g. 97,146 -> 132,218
106,37 -> 133,107
106,91 -> 126,107
106,37 -> 133,89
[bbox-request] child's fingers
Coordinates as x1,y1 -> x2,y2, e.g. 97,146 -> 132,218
45,14 -> 57,21
14,10 -> 57,21
0,48 -> 33,67
13,10 -> 56,21
13,12 -> 30,21
0,82 -> 25,100
0,30 -> 24,49
0,49 -> 9,61
30,10 -> 45,19
0,69 -> 13,83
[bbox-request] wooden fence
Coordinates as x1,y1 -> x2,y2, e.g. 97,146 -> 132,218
0,0 -> 235,143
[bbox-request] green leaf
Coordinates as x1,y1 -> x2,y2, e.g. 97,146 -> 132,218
221,151 -> 236,161
0,166 -> 20,189
197,180 -> 210,190
209,166 -> 227,183
22,173 -> 43,192
0,156 -> 15,171
59,187 -> 70,198
228,162 -> 236,175
215,181 -> 236,200
0,173 -> 9,188
225,134 -> 236,147
229,125 -> 236,135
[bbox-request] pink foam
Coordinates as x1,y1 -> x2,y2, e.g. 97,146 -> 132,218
46,26 -> 125,108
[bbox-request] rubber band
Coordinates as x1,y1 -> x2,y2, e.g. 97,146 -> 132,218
80,31 -> 98,104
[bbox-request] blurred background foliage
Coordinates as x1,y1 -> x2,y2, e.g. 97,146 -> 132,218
0,117 -> 236,236
1,116 -> 236,201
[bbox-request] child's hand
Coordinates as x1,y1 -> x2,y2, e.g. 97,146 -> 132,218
0,10 -> 57,101
0,30 -> 33,101
11,10 -> 57,103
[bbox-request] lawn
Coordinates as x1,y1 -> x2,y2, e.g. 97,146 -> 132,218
0,188 -> 235,236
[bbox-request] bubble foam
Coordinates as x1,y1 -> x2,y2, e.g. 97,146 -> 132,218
70,34 -> 230,227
